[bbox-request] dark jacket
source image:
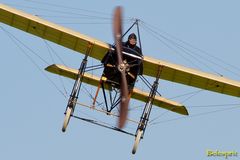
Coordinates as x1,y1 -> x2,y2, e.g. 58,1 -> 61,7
101,42 -> 143,75
122,41 -> 142,56
123,41 -> 143,75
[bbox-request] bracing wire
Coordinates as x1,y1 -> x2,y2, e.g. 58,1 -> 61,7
188,103 -> 240,108
24,0 -> 113,16
6,2 -> 133,25
149,105 -> 240,126
144,20 -> 240,73
141,21 -> 240,78
0,27 -> 49,65
2,2 -> 240,130
141,25 -> 202,70
141,22 -> 222,75
23,0 -> 133,20
43,40 -> 68,96
74,101 -> 139,131
168,89 -> 204,100
0,26 -> 68,99
5,2 -> 132,22
5,3 -> 112,20
43,41 -> 67,66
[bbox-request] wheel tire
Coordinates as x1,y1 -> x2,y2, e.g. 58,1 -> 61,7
62,107 -> 73,132
132,129 -> 143,154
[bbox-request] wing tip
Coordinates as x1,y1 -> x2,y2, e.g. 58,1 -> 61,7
172,105 -> 189,116
182,106 -> 189,116
45,64 -> 58,72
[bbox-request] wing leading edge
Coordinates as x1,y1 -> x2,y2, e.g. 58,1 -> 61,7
0,3 -> 110,60
143,56 -> 240,98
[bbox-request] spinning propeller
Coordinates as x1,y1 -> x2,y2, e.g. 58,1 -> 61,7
113,7 -> 130,128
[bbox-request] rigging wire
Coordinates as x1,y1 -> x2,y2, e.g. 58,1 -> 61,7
144,20 -> 240,73
142,21 -> 240,78
53,21 -> 132,25
2,2 -> 240,129
81,85 -> 103,107
5,2 -> 133,26
8,1 -> 240,79
141,22 -> 222,75
23,0 -> 134,21
5,3 -> 113,20
149,102 -> 240,125
188,103 -> 240,108
168,89 -> 204,100
43,40 -> 68,96
24,0 -> 114,16
5,2 -> 132,23
74,107 -> 137,133
141,24 -> 202,70
74,101 -> 139,130
0,26 -> 68,99
149,103 -> 240,125
0,27 -> 49,65
149,89 -> 205,123
180,90 -> 204,104
149,105 -> 240,126
121,20 -> 240,125
149,110 -> 170,124
43,41 -> 67,66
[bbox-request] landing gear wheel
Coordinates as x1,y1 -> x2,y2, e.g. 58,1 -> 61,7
132,129 -> 143,154
62,107 -> 73,132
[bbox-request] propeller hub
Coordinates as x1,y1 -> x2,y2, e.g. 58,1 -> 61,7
118,63 -> 126,72
118,60 -> 130,72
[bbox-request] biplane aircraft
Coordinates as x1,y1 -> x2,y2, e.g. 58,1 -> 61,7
1,4 -> 240,154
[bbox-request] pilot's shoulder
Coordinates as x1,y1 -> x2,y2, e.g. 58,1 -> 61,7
135,46 -> 142,55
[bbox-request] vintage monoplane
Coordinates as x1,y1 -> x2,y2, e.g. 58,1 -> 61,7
1,4 -> 240,154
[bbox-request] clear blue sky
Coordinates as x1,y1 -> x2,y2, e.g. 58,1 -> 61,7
0,0 -> 239,159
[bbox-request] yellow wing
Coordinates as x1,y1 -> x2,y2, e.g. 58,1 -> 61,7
1,4 -> 240,98
45,64 -> 188,116
143,56 -> 240,97
0,3 -> 110,60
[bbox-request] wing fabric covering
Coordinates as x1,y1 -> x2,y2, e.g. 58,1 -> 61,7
0,3 -> 110,60
143,57 -> 240,98
45,64 -> 188,116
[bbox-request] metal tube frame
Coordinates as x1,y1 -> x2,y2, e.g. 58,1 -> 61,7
135,66 -> 163,138
100,82 -> 121,113
64,43 -> 93,116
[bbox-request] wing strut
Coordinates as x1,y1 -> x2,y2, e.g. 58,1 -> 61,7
132,65 -> 163,154
62,42 -> 93,132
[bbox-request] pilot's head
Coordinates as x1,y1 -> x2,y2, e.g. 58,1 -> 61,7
128,33 -> 137,46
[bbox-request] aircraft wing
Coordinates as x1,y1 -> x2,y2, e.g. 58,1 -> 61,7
0,3 -> 110,60
143,56 -> 240,97
1,4 -> 240,98
0,4 -> 189,116
45,64 -> 188,116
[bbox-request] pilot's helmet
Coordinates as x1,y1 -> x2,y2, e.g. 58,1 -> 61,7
128,33 -> 137,40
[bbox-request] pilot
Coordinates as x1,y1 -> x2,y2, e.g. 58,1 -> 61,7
122,33 -> 142,56
122,33 -> 143,75
101,33 -> 143,83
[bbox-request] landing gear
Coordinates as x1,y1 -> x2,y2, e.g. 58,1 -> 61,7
132,66 -> 162,154
61,43 -> 92,132
132,129 -> 143,154
62,107 -> 73,132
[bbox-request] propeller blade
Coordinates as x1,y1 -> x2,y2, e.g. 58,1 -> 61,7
113,6 -> 123,65
113,6 -> 130,128
119,70 -> 130,128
